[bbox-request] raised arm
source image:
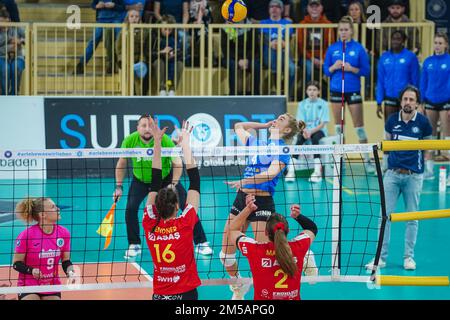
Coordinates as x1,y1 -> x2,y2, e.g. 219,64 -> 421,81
234,121 -> 273,146
228,195 -> 258,247
290,204 -> 317,242
146,117 -> 167,206
179,121 -> 200,212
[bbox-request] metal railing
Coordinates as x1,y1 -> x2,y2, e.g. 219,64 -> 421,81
0,20 -> 436,99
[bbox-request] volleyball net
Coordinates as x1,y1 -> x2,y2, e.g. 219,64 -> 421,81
0,143 -> 386,295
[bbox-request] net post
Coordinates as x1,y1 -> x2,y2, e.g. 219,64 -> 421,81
370,144 -> 387,278
331,152 -> 342,279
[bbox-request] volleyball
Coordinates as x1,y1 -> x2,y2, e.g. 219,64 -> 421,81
221,0 -> 247,23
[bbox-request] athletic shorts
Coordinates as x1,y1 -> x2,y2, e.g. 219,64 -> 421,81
383,97 -> 401,108
152,288 -> 198,300
424,100 -> 450,111
18,292 -> 61,300
330,91 -> 363,105
230,190 -> 276,222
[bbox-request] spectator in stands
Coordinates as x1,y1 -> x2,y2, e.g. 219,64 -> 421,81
246,0 -> 291,23
376,30 -> 420,123
347,0 -> 372,46
324,16 -> 374,173
220,19 -> 261,95
153,0 -> 191,62
116,9 -> 150,95
0,9 -> 25,95
286,80 -> 330,183
188,0 -> 212,66
0,0 -> 19,22
366,86 -> 432,272
369,0 -> 410,22
376,0 -> 420,55
75,0 -> 126,75
421,33 -> 450,179
124,0 -> 147,17
260,0 -> 295,98
151,14 -> 184,96
299,0 -> 339,23
297,0 -> 334,85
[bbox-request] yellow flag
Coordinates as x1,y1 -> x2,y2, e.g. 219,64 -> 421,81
96,202 -> 116,250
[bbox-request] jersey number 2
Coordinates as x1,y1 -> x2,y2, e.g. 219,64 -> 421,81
274,269 -> 288,289
154,244 -> 176,263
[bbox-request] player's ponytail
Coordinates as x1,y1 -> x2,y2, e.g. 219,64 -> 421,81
267,213 -> 298,278
283,113 -> 304,143
15,197 -> 47,223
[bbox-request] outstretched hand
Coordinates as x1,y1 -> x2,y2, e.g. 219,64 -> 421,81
290,204 -> 301,219
245,194 -> 258,212
175,120 -> 194,146
148,116 -> 167,142
225,180 -> 243,191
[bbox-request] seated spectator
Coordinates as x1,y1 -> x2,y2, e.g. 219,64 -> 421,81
299,0 -> 340,23
0,9 -> 25,95
297,0 -> 334,85
151,14 -> 184,96
376,30 -> 420,122
153,0 -> 191,61
75,0 -> 125,75
246,0 -> 291,23
286,80 -> 329,183
220,18 -> 261,95
116,9 -> 150,95
375,0 -> 420,55
0,0 -> 19,22
260,0 -> 296,98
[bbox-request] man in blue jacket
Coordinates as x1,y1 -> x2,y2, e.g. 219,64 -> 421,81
376,30 -> 420,122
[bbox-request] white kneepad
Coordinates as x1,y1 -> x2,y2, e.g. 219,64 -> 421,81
219,251 -> 237,268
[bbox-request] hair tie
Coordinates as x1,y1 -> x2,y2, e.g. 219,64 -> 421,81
273,222 -> 285,233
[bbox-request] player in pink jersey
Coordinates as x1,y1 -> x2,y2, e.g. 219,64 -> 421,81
142,118 -> 201,300
227,195 -> 318,300
12,197 -> 76,300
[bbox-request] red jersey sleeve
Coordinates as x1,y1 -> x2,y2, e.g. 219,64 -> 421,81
290,232 -> 311,258
237,236 -> 258,259
142,204 -> 158,231
179,204 -> 199,230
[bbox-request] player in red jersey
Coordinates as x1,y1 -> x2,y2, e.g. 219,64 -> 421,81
142,118 -> 201,300
228,195 -> 318,300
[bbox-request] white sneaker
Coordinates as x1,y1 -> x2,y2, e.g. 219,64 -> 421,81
285,163 -> 296,182
195,242 -> 213,256
124,244 -> 142,259
365,258 -> 386,270
404,257 -> 416,270
308,171 -> 322,183
159,90 -> 167,96
365,161 -> 376,174
230,281 -> 251,300
168,90 -> 175,96
303,250 -> 318,277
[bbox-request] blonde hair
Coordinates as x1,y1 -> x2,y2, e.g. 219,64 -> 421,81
266,213 -> 298,278
348,1 -> 366,22
15,197 -> 49,224
125,9 -> 142,24
283,113 -> 306,143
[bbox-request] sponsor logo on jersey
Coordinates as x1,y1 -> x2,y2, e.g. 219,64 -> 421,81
412,127 -> 419,134
273,289 -> 299,299
148,232 -> 181,241
159,265 -> 187,274
265,250 -> 275,256
57,238 -> 65,247
261,289 -> 269,298
255,210 -> 272,217
153,226 -> 178,234
261,258 -> 272,268
39,249 -> 61,259
157,275 -> 181,283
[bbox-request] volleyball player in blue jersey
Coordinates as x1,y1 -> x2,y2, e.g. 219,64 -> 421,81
420,32 -> 450,179
219,113 -> 305,300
